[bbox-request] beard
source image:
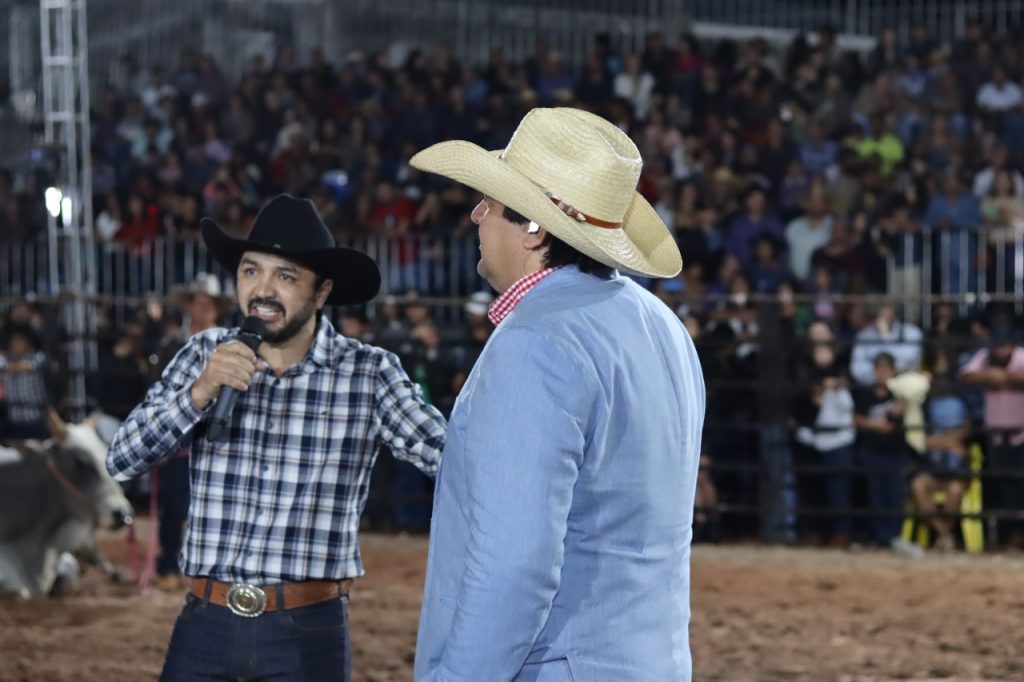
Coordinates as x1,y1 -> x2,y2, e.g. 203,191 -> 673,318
248,297 -> 319,344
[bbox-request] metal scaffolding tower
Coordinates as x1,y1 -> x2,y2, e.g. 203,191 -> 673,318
40,0 -> 94,419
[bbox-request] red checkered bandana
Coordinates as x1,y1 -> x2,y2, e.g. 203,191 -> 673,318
487,267 -> 561,326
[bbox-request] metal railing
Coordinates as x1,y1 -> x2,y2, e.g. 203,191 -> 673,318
0,232 -> 490,328
684,0 -> 1024,44
883,226 -> 1024,322
3,229 -> 1023,549
2,226 -> 1023,316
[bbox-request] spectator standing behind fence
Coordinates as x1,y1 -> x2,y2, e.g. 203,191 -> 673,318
854,352 -> 918,553
877,200 -> 925,324
909,351 -> 971,552
90,317 -> 150,419
980,169 -> 1024,288
149,273 -> 232,589
972,144 -> 1024,199
849,304 -> 923,386
855,112 -> 904,177
976,66 -> 1023,124
613,53 -> 656,120
746,233 -> 792,294
794,321 -> 856,547
924,171 -> 982,294
388,299 -> 452,533
786,188 -> 834,283
726,185 -> 785,270
366,180 -> 419,292
448,292 -> 494,397
0,325 -> 54,440
959,324 -> 1024,549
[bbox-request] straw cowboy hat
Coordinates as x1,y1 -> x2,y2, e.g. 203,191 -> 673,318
409,107 -> 682,278
170,272 -> 233,310
200,194 -> 381,306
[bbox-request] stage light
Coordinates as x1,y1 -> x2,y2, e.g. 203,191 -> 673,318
45,186 -> 62,217
61,196 -> 73,226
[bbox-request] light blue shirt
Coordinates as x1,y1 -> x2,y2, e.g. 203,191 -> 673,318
785,214 -> 834,281
415,267 -> 706,682
849,320 -> 924,386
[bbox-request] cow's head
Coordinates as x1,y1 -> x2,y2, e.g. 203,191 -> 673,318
48,410 -> 134,530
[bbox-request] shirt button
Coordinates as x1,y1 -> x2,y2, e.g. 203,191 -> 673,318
246,550 -> 253,557
268,422 -> 276,430
262,465 -> 270,473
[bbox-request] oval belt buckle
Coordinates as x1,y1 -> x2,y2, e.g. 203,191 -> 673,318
225,583 -> 267,617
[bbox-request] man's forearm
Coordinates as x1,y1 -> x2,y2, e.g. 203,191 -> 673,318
376,352 -> 447,478
960,370 -> 992,387
106,383 -> 206,481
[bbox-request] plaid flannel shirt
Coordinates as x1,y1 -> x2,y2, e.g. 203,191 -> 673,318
107,318 -> 445,582
0,351 -> 49,424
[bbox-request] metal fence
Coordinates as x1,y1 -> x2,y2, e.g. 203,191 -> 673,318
884,227 -> 1024,323
3,227 -> 1022,318
685,0 -> 1024,44
3,228 -> 1024,548
0,232 -> 489,326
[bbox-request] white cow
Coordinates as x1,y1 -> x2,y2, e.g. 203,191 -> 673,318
0,411 -> 133,597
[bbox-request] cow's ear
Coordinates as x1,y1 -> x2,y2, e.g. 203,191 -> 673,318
47,408 -> 69,444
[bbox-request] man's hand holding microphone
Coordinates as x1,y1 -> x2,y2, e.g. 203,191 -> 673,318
190,317 -> 267,441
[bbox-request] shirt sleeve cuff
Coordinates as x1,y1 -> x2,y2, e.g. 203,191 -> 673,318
175,384 -> 207,425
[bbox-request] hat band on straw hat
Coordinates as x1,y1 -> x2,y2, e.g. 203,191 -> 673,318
409,108 -> 683,278
545,192 -> 622,229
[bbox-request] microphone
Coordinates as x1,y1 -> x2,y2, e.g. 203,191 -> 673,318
206,316 -> 266,442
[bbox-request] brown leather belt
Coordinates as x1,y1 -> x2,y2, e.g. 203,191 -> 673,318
190,577 -> 352,617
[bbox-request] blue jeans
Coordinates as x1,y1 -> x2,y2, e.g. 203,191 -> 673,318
859,447 -> 910,545
160,593 -> 351,681
820,445 -> 854,537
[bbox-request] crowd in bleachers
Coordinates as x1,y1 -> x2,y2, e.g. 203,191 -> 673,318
3,23 -> 1024,550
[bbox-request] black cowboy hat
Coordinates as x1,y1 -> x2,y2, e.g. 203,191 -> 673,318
200,194 -> 381,306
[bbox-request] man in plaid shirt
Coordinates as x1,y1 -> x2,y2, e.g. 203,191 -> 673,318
107,195 -> 445,682
0,324 -> 53,440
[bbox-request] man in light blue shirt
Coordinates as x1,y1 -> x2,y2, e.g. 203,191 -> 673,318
785,191 -> 834,282
849,304 -> 924,386
409,108 -> 706,682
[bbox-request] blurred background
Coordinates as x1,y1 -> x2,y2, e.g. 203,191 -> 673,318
1,1 -> 1024,680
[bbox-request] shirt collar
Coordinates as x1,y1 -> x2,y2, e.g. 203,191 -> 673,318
488,267 -> 561,326
257,316 -> 342,375
307,316 -> 341,368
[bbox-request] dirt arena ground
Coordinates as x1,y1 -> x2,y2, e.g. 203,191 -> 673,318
0,525 -> 1021,682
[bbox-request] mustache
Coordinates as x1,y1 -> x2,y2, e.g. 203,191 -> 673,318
248,298 -> 284,313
